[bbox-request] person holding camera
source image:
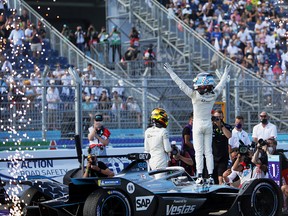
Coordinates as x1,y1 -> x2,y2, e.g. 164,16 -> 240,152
252,111 -> 277,143
88,113 -> 111,163
75,25 -> 86,52
169,141 -> 194,176
144,108 -> 171,179
109,26 -> 121,63
83,154 -> 114,178
211,109 -> 232,185
223,149 -> 267,188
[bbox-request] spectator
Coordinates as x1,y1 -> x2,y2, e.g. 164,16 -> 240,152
98,89 -> 111,121
143,44 -> 156,75
111,79 -> 125,99
75,25 -> 86,52
36,21 -> 47,43
212,109 -> 232,184
129,26 -> 140,48
125,96 -> 141,128
8,23 -> 24,55
272,62 -> 282,81
61,24 -> 73,42
97,26 -> 109,64
29,25 -> 42,59
83,154 -> 114,177
91,79 -> 104,102
109,26 -> 121,63
111,90 -> 124,121
144,108 -> 171,179
87,113 -> 111,163
252,111 -> 277,143
83,63 -> 97,79
46,79 -> 61,130
82,95 -> 94,132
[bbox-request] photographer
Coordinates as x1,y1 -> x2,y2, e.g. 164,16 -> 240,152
225,147 -> 267,188
212,109 -> 232,184
169,142 -> 194,176
83,154 -> 114,178
88,113 -> 111,163
75,25 -> 86,52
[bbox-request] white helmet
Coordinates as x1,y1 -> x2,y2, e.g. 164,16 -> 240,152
193,72 -> 214,89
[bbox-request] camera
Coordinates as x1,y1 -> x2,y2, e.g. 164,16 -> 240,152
171,144 -> 179,156
239,140 -> 250,155
258,138 -> 268,147
87,154 -> 96,165
211,116 -> 220,122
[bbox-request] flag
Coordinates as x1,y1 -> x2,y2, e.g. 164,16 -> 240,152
214,37 -> 220,51
217,14 -> 223,24
207,20 -> 213,33
222,38 -> 227,49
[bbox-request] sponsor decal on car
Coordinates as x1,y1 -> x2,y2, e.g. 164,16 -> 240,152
97,179 -> 121,186
126,182 -> 135,194
136,195 -> 154,211
166,204 -> 196,215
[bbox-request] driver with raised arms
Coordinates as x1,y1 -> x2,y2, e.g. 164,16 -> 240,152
164,63 -> 230,185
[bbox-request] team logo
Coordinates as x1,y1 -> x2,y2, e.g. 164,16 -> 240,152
136,196 -> 154,211
126,182 -> 135,194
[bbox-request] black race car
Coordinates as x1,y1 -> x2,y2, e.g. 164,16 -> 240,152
19,153 -> 282,216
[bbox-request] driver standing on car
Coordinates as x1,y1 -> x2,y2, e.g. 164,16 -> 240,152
144,108 -> 172,179
88,113 -> 111,163
164,63 -> 230,185
83,154 -> 114,177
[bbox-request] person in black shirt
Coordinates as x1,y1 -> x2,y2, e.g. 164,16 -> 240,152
181,112 -> 195,174
83,154 -> 114,178
212,109 -> 232,184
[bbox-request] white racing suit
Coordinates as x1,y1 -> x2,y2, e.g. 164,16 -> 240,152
144,125 -> 172,179
166,67 -> 229,176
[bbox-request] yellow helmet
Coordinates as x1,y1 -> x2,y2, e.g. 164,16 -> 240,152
151,108 -> 168,127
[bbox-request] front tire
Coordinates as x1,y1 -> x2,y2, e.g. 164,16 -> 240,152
240,181 -> 281,216
83,189 -> 131,216
20,187 -> 50,216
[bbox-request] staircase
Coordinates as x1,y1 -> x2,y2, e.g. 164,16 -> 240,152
112,0 -> 288,132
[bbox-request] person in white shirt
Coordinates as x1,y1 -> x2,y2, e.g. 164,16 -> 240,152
252,111 -> 277,143
8,24 -> 24,54
229,115 -> 251,149
46,80 -> 61,130
144,108 -> 171,179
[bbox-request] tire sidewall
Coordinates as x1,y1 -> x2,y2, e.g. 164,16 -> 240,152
83,189 -> 131,216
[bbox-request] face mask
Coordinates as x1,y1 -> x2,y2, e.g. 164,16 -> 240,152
268,147 -> 274,154
235,123 -> 242,129
261,119 -> 268,125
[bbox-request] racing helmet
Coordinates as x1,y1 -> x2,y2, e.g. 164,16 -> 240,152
193,72 -> 214,95
150,108 -> 169,127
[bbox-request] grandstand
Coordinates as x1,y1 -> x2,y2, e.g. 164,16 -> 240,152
1,0 -> 288,148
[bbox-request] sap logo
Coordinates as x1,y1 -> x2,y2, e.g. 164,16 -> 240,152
136,196 -> 154,211
166,204 -> 196,215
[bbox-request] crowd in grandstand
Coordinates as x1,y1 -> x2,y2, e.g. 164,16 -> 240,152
164,0 -> 288,86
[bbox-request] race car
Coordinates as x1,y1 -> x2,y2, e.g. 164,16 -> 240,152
19,153 -> 282,216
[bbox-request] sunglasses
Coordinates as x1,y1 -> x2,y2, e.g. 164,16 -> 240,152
260,115 -> 267,118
